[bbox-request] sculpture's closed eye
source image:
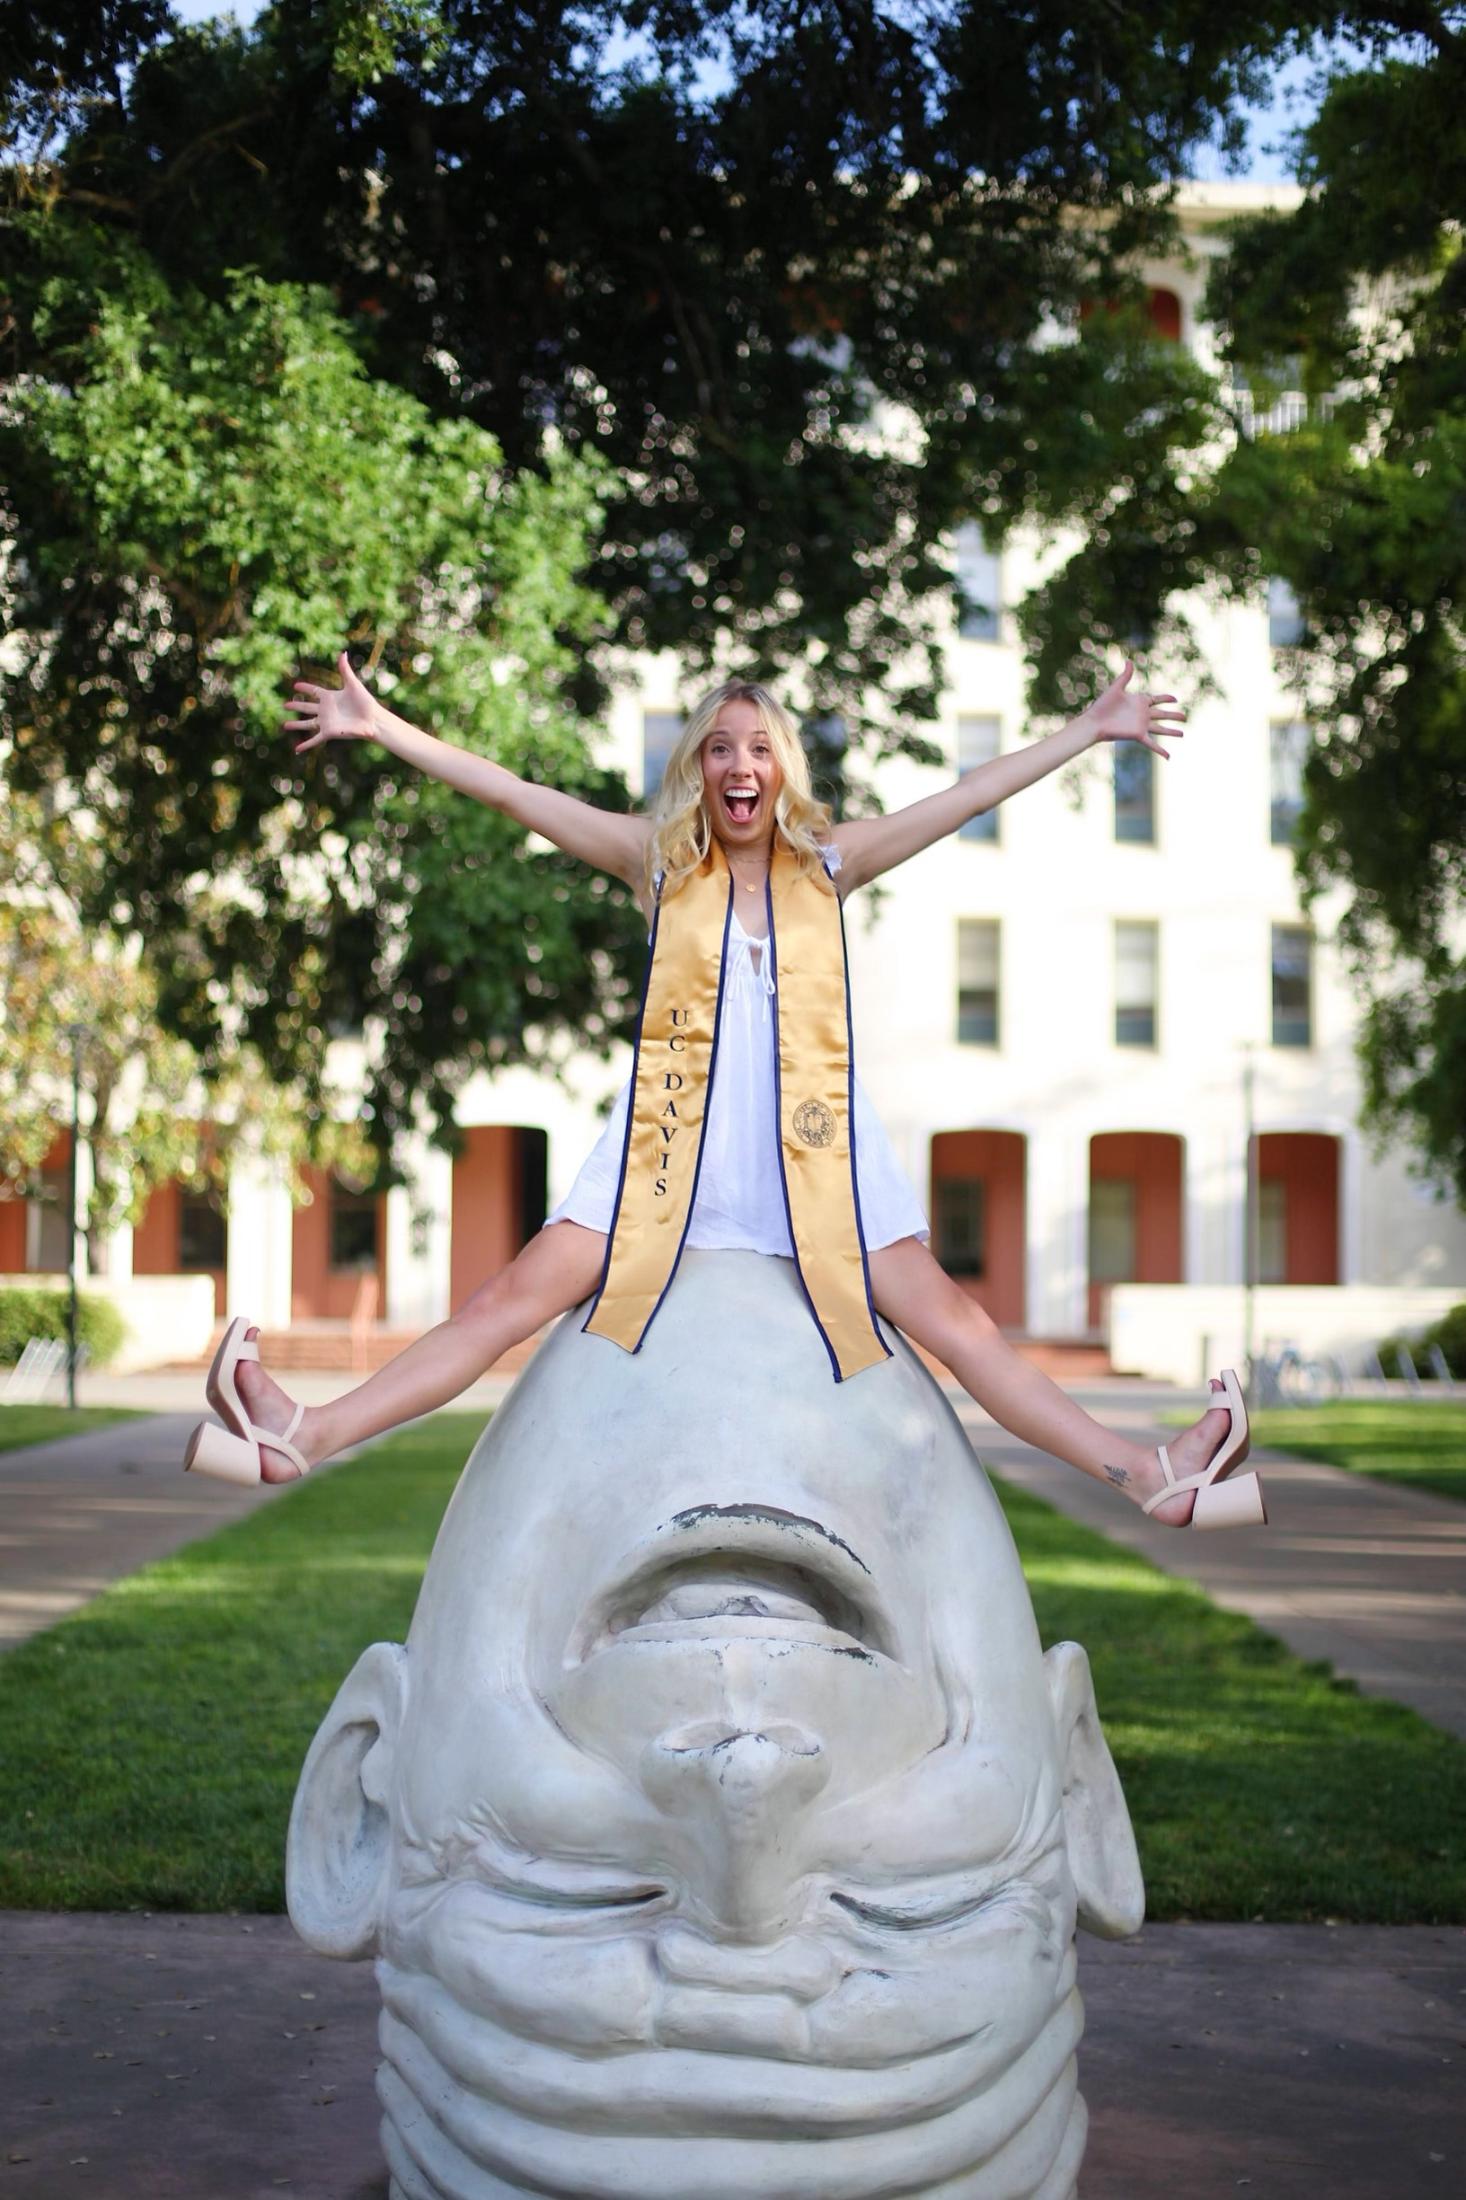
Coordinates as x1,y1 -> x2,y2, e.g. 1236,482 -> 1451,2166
456,1849 -> 670,1915
405,1815 -> 671,1915
830,1883 -> 1018,1933
507,1880 -> 668,1913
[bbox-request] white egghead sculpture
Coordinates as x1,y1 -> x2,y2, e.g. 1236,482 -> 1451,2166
288,1248 -> 1144,2200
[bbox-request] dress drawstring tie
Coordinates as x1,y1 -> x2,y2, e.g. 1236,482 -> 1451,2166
727,926 -> 776,1020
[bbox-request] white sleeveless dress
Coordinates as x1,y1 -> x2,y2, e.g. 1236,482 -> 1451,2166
546,850 -> 929,1256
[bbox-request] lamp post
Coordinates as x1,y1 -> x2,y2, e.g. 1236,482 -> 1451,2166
1241,1042 -> 1259,1405
63,1021 -> 87,1411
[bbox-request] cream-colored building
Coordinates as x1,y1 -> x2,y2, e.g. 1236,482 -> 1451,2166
13,184 -> 1466,1376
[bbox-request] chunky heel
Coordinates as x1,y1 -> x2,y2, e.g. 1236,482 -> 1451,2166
180,1317 -> 311,1487
1191,1470 -> 1268,1530
1141,1368 -> 1268,1532
184,1419 -> 263,1486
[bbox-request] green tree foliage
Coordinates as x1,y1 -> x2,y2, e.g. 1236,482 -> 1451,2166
8,2 -> 1401,742
1199,27 -> 1466,1199
4,2 -> 1462,1171
1,254 -> 644,1150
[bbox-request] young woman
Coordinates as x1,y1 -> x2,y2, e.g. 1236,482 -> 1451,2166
183,658 -> 1263,1530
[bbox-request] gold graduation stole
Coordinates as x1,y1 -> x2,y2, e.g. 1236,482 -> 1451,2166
583,839 -> 889,1381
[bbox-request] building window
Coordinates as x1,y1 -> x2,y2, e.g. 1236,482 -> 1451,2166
329,1178 -> 378,1271
1271,925 -> 1312,1046
1114,743 -> 1155,843
1258,1178 -> 1288,1284
957,715 -> 1001,842
956,919 -> 1000,1045
1115,921 -> 1159,1046
1089,1178 -> 1137,1285
642,712 -> 683,799
954,523 -> 1001,642
934,1177 -> 986,1277
1270,721 -> 1310,845
28,1167 -> 71,1272
1268,577 -> 1304,647
178,1192 -> 227,1271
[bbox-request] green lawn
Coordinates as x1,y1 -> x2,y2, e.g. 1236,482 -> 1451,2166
0,1409 -> 1462,1922
1250,1400 -> 1466,1503
0,1403 -> 144,1454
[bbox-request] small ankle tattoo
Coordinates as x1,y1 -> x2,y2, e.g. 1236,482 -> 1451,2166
1103,1462 -> 1131,1488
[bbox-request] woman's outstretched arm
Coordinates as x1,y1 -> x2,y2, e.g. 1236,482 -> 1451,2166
828,661 -> 1184,893
284,651 -> 653,891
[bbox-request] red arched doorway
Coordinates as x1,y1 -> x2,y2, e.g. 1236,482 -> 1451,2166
450,1126 -> 549,1308
1088,1132 -> 1185,1332
291,1165 -> 388,1322
1255,1133 -> 1340,1283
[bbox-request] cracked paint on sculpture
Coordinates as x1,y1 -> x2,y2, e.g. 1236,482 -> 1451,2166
287,1249 -> 1144,2199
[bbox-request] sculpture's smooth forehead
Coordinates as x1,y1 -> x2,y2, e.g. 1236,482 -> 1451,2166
472,1331 -> 981,1564
527,1338 -> 953,1476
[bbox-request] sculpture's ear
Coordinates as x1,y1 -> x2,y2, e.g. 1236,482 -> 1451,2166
1044,1640 -> 1145,1939
286,1641 -> 408,1959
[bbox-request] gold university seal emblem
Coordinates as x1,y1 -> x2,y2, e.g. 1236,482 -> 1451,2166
793,1098 -> 836,1149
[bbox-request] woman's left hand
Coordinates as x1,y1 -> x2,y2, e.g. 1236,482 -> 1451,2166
1080,661 -> 1186,757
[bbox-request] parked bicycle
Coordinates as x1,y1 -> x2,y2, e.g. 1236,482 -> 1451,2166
1247,1340 -> 1344,1407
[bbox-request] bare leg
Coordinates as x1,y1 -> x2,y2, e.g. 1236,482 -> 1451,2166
234,1222 -> 608,1482
867,1237 -> 1234,1527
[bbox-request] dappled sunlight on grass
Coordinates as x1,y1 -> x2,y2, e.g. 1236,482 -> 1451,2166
1016,1554 -> 1181,1597
1252,1402 -> 1466,1503
988,1471 -> 1466,1919
95,1551 -> 431,1607
1,1415 -> 1462,1921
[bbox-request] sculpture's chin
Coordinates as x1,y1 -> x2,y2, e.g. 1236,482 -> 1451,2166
375,1953 -> 1087,2200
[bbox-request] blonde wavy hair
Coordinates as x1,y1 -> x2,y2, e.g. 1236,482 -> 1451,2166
647,680 -> 834,899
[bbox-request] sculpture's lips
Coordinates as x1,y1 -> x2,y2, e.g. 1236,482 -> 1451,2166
570,1503 -> 898,1664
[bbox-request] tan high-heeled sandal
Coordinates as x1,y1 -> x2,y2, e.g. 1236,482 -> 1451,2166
182,1315 -> 311,1487
1143,1367 -> 1267,1529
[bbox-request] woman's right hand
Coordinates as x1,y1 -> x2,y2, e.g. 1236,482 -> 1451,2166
284,650 -> 381,751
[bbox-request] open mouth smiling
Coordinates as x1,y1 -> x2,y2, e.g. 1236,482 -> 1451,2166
722,785 -> 760,823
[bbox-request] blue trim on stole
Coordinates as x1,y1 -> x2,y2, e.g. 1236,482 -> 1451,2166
836,881 -> 891,1364
581,884 -> 663,1336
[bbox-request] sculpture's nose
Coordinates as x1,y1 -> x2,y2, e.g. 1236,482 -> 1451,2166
642,1720 -> 831,1938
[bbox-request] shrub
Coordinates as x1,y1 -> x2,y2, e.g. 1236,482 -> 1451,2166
1420,1302 -> 1466,1379
0,1288 -> 128,1368
1376,1302 -> 1466,1381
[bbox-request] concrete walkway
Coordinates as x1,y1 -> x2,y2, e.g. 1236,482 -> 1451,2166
950,1383 -> 1466,1742
2,1909 -> 1461,2198
0,1413 -> 276,1649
